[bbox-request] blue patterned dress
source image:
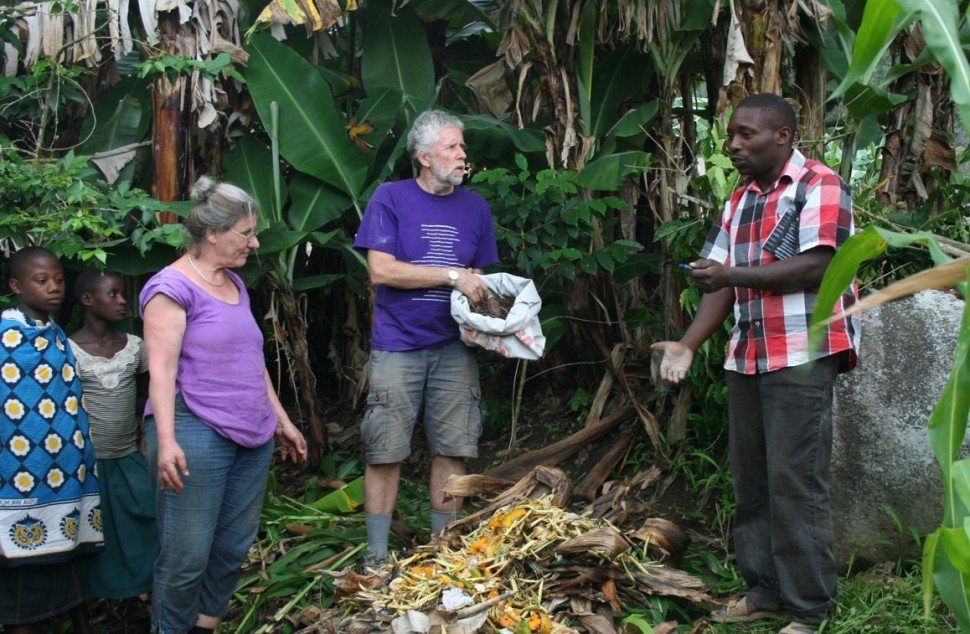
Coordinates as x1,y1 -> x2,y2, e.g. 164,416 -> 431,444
0,309 -> 103,564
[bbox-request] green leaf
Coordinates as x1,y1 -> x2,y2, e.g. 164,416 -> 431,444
931,540 -> 970,630
612,252 -> 662,284
929,292 -> 970,526
897,0 -> 970,131
244,33 -> 367,204
830,0 -> 913,101
461,115 -> 545,160
254,223 -> 306,254
589,45 -> 651,139
222,136 -> 285,225
953,459 -> 970,512
361,2 -> 436,119
842,82 -> 909,121
924,529 -> 941,616
405,0 -> 497,29
78,79 -> 149,155
607,101 -> 660,139
576,151 -> 650,191
354,88 -> 403,156
809,226 -> 950,354
287,174 -> 349,232
576,0 -> 596,135
310,477 -> 364,514
292,273 -> 344,292
941,527 -> 970,572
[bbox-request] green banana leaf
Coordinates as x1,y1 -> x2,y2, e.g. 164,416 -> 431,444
361,1 -> 436,119
310,477 -> 364,514
287,174 -> 349,233
222,136 -> 286,226
254,222 -> 306,254
576,0 -> 596,135
897,0 -> 970,131
354,87 -> 407,180
292,273 -> 344,292
608,101 -> 660,140
406,0 -> 497,28
78,79 -> 149,154
244,32 -> 367,204
576,151 -> 650,191
461,114 -> 545,163
589,45 -> 651,140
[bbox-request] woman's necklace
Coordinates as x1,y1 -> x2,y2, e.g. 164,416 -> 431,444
187,255 -> 226,287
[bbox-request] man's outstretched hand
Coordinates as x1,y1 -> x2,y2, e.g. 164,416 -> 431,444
649,341 -> 694,385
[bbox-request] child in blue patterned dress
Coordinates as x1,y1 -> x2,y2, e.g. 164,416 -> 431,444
0,247 -> 102,634
69,269 -> 157,603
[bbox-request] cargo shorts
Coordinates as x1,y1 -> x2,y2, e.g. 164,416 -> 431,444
361,340 -> 483,464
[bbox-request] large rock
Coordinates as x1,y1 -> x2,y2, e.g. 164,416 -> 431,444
832,289 -> 966,567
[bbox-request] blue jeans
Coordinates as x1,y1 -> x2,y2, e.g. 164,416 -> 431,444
145,396 -> 273,634
726,355 -> 839,624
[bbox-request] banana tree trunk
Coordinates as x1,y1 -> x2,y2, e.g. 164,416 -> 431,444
152,12 -> 194,223
795,41 -> 826,160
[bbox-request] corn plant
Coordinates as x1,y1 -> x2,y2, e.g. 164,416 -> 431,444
810,227 -> 970,629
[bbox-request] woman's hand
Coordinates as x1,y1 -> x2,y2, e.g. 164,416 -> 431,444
275,419 -> 308,463
157,440 -> 189,493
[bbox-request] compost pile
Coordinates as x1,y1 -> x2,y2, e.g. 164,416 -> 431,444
297,467 -> 717,633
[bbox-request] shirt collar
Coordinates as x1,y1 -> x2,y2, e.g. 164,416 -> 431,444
742,148 -> 806,195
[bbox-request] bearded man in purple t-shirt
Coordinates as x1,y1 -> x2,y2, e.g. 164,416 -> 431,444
353,110 -> 500,567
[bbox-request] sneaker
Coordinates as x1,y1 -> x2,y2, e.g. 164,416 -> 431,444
779,621 -> 817,634
709,596 -> 779,623
360,553 -> 388,570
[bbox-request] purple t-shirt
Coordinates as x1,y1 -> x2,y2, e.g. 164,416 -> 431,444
354,179 -> 499,351
138,267 -> 276,447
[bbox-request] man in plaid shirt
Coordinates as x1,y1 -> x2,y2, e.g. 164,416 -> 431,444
653,93 -> 860,634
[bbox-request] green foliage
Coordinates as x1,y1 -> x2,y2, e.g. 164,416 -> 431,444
0,150 -> 169,262
811,227 -> 970,629
133,52 -> 244,84
0,60 -> 86,147
472,158 -> 642,283
245,32 -> 369,207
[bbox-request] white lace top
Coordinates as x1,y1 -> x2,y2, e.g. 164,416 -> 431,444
69,334 -> 147,460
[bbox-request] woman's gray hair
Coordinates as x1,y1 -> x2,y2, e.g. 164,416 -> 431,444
183,176 -> 259,253
407,110 -> 464,164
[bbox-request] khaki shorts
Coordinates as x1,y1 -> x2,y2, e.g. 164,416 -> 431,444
361,340 -> 483,464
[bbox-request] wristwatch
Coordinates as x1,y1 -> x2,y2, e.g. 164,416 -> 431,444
447,269 -> 459,287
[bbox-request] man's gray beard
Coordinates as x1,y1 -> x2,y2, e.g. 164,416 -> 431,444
431,163 -> 464,187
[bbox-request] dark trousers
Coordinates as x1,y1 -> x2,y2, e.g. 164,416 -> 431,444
726,355 -> 839,624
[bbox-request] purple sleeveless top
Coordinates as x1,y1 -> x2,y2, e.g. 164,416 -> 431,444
139,267 -> 275,447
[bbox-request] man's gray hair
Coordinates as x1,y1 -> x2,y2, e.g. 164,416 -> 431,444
407,110 -> 464,162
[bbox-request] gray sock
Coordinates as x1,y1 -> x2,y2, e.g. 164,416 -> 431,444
365,513 -> 392,560
430,509 -> 459,533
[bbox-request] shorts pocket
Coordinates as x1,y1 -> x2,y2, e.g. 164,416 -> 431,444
361,389 -> 391,452
466,386 -> 483,445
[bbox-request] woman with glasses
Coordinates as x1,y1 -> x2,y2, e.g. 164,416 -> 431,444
139,176 -> 307,634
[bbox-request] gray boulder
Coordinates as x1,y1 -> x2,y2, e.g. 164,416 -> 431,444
832,289 -> 967,567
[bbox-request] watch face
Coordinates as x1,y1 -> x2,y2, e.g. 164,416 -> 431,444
448,270 -> 459,282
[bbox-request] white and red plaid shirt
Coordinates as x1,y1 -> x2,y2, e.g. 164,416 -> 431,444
700,149 -> 860,375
